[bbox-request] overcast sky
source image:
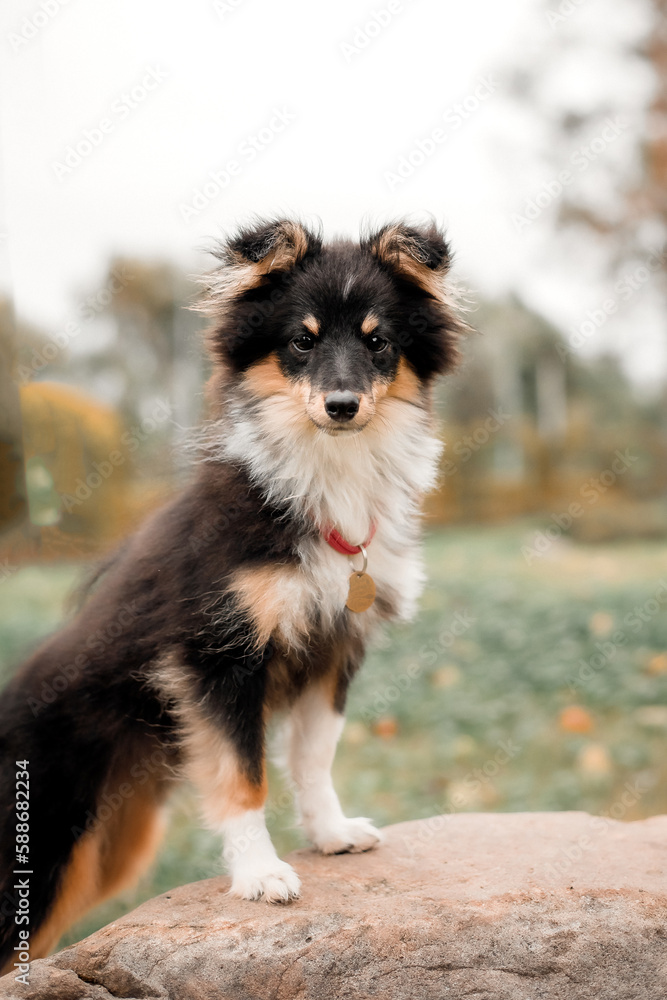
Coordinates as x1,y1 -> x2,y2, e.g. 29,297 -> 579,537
1,0 -> 662,385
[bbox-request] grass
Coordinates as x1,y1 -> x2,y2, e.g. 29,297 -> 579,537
1,521 -> 666,945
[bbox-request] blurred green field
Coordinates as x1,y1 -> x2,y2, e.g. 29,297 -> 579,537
1,522 -> 666,946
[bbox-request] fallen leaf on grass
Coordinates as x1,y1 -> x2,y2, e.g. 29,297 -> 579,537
559,705 -> 594,733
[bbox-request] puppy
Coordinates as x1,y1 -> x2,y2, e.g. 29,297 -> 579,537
0,219 -> 464,970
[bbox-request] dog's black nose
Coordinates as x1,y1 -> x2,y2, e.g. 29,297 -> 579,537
324,391 -> 360,422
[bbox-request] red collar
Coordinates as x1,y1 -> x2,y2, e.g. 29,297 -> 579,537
320,521 -> 376,556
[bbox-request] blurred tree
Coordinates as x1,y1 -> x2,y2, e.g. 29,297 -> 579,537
30,259 -> 207,480
646,0 -> 667,226
83,258 -> 205,433
432,294 -> 665,523
496,0 -> 667,505
440,297 -> 572,489
0,298 -> 26,535
556,0 -> 667,261
512,0 -> 661,267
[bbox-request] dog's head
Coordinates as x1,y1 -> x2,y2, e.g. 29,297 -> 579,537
201,218 -> 466,434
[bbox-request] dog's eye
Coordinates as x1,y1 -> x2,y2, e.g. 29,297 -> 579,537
367,335 -> 389,354
291,334 -> 315,353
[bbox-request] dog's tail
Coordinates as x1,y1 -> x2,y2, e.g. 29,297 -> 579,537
0,638 -> 173,974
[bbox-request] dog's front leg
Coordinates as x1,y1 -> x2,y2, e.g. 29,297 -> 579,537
220,799 -> 301,903
288,680 -> 381,854
181,655 -> 300,903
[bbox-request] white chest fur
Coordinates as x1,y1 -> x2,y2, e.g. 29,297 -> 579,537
209,394 -> 443,647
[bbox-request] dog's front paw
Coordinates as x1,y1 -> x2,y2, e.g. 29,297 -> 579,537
313,817 -> 382,855
229,860 -> 301,903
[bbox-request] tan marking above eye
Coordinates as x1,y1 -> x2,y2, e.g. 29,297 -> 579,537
361,313 -> 379,335
302,314 -> 320,335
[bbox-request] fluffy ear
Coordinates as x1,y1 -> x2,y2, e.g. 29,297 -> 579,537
201,218 -> 321,310
364,222 -> 469,377
363,222 -> 453,303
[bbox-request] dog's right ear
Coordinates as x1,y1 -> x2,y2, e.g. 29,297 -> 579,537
201,219 -> 322,310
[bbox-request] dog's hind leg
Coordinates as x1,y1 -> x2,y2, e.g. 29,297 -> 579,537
156,635 -> 301,904
184,709 -> 300,903
24,762 -> 171,964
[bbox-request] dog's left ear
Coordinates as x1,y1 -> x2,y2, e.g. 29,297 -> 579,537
363,222 -> 453,303
202,218 -> 322,309
364,222 -> 468,377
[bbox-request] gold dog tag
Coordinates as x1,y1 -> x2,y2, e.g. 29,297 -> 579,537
346,571 -> 376,613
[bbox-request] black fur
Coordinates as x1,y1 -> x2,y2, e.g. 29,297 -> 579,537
0,218 -> 463,970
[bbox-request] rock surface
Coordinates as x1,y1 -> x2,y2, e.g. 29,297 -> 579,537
1,811 -> 667,999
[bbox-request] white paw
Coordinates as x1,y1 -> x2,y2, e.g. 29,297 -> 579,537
229,860 -> 301,903
313,817 -> 382,855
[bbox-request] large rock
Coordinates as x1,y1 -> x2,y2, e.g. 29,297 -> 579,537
1,812 -> 666,999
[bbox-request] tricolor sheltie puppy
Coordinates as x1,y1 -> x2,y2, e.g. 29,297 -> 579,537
0,218 -> 465,970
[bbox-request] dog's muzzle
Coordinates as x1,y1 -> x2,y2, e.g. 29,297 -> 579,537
324,391 -> 360,423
